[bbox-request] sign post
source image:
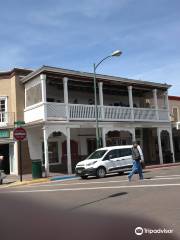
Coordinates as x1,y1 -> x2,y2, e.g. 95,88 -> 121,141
13,126 -> 27,182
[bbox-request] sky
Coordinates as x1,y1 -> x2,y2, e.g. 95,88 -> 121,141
0,0 -> 180,95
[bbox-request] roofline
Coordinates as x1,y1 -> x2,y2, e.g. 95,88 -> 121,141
169,96 -> 180,101
0,68 -> 33,78
20,65 -> 171,89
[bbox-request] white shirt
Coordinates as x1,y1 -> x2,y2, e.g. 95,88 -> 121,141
137,145 -> 144,161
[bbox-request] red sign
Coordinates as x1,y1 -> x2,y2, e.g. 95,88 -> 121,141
13,127 -> 27,141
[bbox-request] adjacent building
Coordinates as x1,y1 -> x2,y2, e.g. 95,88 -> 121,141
21,66 -> 175,176
0,68 -> 32,174
169,96 -> 180,162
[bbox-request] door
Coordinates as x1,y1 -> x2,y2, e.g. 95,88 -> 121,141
0,144 -> 10,174
62,140 -> 79,169
116,148 -> 133,169
102,149 -> 119,172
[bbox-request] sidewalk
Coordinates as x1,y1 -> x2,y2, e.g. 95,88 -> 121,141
1,172 -> 78,188
1,162 -> 180,188
145,162 -> 180,170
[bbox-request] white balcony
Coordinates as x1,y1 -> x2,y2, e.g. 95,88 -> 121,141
24,102 -> 169,123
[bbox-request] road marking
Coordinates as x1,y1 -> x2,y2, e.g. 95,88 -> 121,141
27,176 -> 180,188
27,179 -> 129,187
155,174 -> 180,178
3,182 -> 180,194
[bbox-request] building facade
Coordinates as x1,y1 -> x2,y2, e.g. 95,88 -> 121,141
21,66 -> 175,176
0,68 -> 32,175
169,96 -> 180,162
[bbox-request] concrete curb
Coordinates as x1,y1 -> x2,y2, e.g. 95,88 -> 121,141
50,175 -> 79,181
2,178 -> 49,188
1,175 -> 79,188
146,162 -> 180,170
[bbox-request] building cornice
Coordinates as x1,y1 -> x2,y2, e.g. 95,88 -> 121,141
20,65 -> 171,90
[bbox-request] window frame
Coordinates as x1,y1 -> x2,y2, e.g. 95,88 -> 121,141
0,96 -> 7,112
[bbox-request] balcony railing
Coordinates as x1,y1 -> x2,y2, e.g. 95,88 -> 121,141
0,112 -> 15,126
24,102 -> 170,123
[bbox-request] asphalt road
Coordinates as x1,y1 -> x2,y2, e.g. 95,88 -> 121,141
1,166 -> 180,240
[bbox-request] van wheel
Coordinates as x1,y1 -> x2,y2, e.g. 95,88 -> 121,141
96,167 -> 106,178
0,179 -> 3,185
81,176 -> 88,179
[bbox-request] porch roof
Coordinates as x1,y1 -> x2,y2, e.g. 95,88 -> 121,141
20,65 -> 171,90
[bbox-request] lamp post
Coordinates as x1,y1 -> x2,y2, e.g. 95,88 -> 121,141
93,50 -> 122,148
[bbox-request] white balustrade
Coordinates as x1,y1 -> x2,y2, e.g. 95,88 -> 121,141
69,104 -> 102,120
133,108 -> 157,121
24,102 -> 170,123
46,102 -> 66,119
103,106 -> 132,121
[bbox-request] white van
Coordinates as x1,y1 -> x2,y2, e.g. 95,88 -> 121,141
75,145 -> 133,179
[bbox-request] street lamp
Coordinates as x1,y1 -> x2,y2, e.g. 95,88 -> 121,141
93,50 -> 122,148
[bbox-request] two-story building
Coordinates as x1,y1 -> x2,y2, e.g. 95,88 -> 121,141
169,96 -> 180,162
0,68 -> 32,175
21,66 -> 175,176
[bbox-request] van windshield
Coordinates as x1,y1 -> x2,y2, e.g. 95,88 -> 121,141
87,150 -> 107,160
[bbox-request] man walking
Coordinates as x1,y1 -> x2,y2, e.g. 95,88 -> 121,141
128,141 -> 144,181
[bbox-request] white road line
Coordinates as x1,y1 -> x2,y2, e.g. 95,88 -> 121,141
27,179 -> 129,187
3,183 -> 180,194
27,176 -> 180,188
155,175 -> 180,178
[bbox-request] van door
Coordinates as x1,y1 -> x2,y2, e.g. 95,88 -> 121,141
102,149 -> 119,172
116,148 -> 133,170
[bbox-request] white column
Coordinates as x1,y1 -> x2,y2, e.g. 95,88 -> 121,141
164,91 -> 169,110
66,127 -> 72,174
132,128 -> 136,142
40,74 -> 47,121
102,128 -> 106,147
169,129 -> 175,163
157,128 -> 163,164
63,77 -> 69,120
128,86 -> 134,120
164,91 -> 170,122
98,82 -> 104,120
153,89 -> 159,120
43,126 -> 49,177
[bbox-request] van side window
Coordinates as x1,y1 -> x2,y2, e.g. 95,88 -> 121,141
118,148 -> 132,157
103,150 -> 118,160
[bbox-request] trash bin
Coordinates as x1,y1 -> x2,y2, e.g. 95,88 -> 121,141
32,160 -> 42,179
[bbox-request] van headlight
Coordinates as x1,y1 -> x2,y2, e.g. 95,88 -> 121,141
86,161 -> 97,166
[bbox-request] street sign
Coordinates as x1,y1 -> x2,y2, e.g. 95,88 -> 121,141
13,127 -> 27,141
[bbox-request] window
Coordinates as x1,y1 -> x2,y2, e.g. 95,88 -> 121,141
42,142 -> 59,164
0,97 -> 7,123
88,150 -> 107,160
103,149 -> 119,160
26,84 -> 42,107
0,99 -> 6,112
172,107 -> 179,122
118,148 -> 132,157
